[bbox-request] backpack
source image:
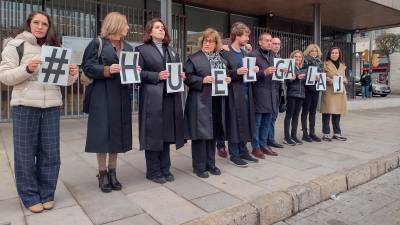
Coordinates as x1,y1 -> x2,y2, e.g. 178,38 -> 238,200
82,37 -> 104,114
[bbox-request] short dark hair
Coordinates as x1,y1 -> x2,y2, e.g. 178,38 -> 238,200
20,11 -> 60,47
325,47 -> 343,63
143,18 -> 171,45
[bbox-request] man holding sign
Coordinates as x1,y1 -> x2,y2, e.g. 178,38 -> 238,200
184,28 -> 231,178
221,22 -> 260,167
320,47 -> 348,142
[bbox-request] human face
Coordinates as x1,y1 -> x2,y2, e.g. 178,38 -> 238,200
309,47 -> 318,58
202,37 -> 216,53
150,21 -> 166,42
330,49 -> 340,61
259,34 -> 272,50
30,13 -> 49,39
235,33 -> 249,47
293,52 -> 303,67
271,38 -> 281,54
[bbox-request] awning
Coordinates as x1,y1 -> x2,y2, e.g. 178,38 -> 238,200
178,0 -> 400,30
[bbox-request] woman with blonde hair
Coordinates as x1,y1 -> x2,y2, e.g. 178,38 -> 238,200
184,28 -> 231,178
82,12 -> 138,193
283,50 -> 307,145
0,11 -> 78,212
301,43 -> 323,142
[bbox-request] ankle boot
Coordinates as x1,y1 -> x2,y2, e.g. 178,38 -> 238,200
97,170 -> 112,193
108,168 -> 122,190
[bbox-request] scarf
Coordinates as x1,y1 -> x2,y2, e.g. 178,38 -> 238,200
203,51 -> 225,70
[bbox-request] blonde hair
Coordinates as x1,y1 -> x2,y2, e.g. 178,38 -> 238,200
100,12 -> 128,39
304,44 -> 322,58
198,28 -> 223,52
290,50 -> 304,68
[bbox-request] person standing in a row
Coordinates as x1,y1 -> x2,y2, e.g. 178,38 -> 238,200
320,47 -> 348,141
221,22 -> 259,167
0,11 -> 78,212
184,28 -> 231,178
301,44 -> 323,142
82,12 -> 135,193
136,18 -> 185,184
283,50 -> 307,145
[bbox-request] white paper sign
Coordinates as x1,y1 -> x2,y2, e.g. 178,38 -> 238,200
211,69 -> 228,96
119,51 -> 141,84
284,59 -> 295,79
333,75 -> 344,93
38,46 -> 71,86
315,73 -> 327,91
242,57 -> 257,82
305,66 -> 318,85
62,36 -> 92,65
166,63 -> 184,93
273,58 -> 286,81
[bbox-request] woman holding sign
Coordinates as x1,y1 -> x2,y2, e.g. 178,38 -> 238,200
82,12 -> 136,193
320,47 -> 348,141
184,28 -> 231,178
0,11 -> 78,212
301,44 -> 323,143
283,50 -> 307,146
135,18 -> 185,184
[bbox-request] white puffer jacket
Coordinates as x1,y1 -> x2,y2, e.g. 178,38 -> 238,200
0,31 -> 77,108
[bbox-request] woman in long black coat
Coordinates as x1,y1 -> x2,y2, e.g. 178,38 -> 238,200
135,18 -> 185,184
184,28 -> 231,178
82,12 -> 135,193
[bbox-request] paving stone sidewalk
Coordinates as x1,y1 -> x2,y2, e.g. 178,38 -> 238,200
1,102 -> 400,225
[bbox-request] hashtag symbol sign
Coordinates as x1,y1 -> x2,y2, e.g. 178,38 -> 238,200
41,48 -> 69,84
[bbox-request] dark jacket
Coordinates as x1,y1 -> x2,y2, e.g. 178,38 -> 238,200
303,55 -> 324,92
249,48 -> 279,113
286,66 -> 307,99
82,38 -> 132,153
360,73 -> 372,86
220,48 -> 256,143
135,42 -> 185,151
183,50 -> 227,141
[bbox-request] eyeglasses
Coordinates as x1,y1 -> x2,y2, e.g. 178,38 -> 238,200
203,40 -> 216,44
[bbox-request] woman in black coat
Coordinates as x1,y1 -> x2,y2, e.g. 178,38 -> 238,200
82,12 -> 136,193
135,18 -> 185,184
284,50 -> 307,146
184,28 -> 231,178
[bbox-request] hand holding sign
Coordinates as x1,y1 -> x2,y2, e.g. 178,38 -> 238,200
242,57 -> 257,82
212,69 -> 228,96
39,46 -> 71,86
333,75 -> 344,93
166,63 -> 184,93
119,51 -> 141,84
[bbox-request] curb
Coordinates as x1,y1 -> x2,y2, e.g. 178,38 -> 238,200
182,150 -> 400,225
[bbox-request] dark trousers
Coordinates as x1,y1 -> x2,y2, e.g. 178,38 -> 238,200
267,112 -> 278,145
13,106 -> 60,208
284,97 -> 304,139
228,142 -> 248,160
322,113 -> 342,135
191,140 -> 216,173
301,91 -> 319,136
145,143 -> 171,179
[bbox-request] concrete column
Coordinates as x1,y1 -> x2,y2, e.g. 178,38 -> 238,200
313,3 -> 321,46
161,0 -> 172,33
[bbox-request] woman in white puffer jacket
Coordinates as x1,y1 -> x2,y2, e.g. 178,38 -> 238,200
0,11 -> 78,213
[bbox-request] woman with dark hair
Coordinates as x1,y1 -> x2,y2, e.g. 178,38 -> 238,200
184,28 -> 231,178
135,18 -> 185,184
0,11 -> 78,213
81,12 -> 137,193
320,47 -> 348,141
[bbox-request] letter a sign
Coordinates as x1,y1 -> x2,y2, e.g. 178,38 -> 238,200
166,63 -> 184,93
212,69 -> 228,96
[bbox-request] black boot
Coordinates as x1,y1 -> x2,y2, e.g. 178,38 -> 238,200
97,170 -> 112,193
108,168 -> 122,191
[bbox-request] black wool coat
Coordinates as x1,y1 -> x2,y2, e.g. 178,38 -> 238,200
249,48 -> 279,114
183,50 -> 227,141
82,38 -> 132,153
220,49 -> 256,143
135,42 -> 185,151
